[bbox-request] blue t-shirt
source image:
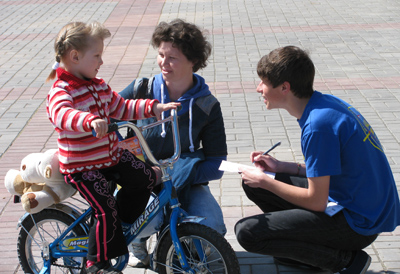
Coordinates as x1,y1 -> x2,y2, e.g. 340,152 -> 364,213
298,91 -> 400,235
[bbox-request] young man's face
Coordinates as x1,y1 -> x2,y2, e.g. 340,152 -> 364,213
256,78 -> 283,110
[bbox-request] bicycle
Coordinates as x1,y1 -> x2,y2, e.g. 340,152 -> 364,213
15,108 -> 240,274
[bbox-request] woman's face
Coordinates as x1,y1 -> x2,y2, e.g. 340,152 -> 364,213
157,41 -> 194,82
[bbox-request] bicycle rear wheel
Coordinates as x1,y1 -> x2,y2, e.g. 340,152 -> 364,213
156,223 -> 240,274
17,209 -> 86,274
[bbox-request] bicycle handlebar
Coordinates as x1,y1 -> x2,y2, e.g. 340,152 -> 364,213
97,109 -> 181,169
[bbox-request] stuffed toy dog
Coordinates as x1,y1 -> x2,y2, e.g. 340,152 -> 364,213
4,149 -> 76,213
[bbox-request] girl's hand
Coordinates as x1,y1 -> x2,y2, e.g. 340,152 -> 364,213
153,102 -> 181,120
91,119 -> 108,138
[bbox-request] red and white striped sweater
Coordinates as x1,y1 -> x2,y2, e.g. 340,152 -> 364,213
47,68 -> 158,174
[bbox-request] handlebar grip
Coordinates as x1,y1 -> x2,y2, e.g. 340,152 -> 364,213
92,123 -> 119,137
107,123 -> 119,133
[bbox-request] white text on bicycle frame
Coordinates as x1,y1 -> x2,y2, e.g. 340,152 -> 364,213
131,196 -> 160,235
60,237 -> 89,250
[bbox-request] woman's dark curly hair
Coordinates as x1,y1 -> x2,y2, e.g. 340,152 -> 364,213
151,19 -> 212,72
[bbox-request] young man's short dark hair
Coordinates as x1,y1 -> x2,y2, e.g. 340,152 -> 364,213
257,46 -> 315,98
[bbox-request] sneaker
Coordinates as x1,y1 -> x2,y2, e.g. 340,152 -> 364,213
128,241 -> 150,268
85,260 -> 122,274
339,250 -> 371,274
274,257 -> 321,270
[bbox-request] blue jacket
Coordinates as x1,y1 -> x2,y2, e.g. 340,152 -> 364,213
119,74 -> 227,207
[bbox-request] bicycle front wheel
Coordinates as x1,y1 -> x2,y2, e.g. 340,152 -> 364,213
156,223 -> 240,274
17,209 -> 86,274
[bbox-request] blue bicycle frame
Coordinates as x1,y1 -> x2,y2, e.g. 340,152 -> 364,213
36,109 -> 204,274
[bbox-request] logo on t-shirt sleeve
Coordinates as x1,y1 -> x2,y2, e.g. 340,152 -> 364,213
347,105 -> 383,152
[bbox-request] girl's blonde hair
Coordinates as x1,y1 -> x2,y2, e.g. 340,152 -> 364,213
46,21 -> 111,82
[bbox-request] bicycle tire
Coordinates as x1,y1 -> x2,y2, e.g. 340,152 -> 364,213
17,209 -> 86,274
156,223 -> 240,274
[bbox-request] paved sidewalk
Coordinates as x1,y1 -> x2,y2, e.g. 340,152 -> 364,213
1,0 -> 400,273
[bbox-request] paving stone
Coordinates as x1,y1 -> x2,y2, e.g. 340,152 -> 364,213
1,0 -> 400,273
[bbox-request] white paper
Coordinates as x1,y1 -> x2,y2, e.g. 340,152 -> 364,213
325,201 -> 344,216
219,160 -> 275,178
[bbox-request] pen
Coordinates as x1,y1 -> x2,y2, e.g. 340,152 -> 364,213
253,141 -> 281,164
262,141 -> 281,155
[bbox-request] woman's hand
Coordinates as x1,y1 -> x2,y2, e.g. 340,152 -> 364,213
91,119 -> 108,139
153,102 -> 181,120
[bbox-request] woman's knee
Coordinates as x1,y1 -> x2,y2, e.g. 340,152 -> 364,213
187,185 -> 226,235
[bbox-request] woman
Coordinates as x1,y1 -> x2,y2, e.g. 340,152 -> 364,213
119,19 -> 228,268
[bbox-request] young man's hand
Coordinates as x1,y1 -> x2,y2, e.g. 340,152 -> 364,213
239,167 -> 271,189
251,152 -> 280,173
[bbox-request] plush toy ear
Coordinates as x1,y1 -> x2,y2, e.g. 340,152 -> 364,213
45,166 -> 52,179
40,150 -> 63,181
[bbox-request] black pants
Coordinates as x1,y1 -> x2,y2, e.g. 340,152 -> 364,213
235,173 -> 378,272
65,150 -> 155,262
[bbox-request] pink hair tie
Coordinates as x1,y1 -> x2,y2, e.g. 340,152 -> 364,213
52,61 -> 60,70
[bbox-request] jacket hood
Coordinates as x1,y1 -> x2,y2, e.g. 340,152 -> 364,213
152,73 -> 211,151
152,73 -> 211,115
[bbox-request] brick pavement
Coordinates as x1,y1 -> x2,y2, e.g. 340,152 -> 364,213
1,0 -> 400,273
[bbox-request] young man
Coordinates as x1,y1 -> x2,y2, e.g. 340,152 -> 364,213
235,46 -> 400,273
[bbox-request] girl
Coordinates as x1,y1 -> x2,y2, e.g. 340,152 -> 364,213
46,21 -> 179,274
